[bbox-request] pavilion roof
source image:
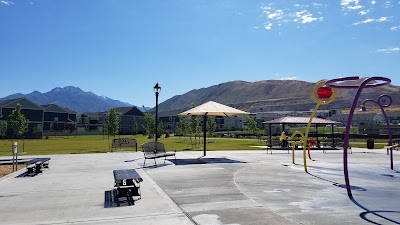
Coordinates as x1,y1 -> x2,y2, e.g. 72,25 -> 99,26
262,116 -> 341,124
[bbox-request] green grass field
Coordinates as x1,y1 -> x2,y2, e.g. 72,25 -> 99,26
0,135 -> 266,156
0,134 -> 390,156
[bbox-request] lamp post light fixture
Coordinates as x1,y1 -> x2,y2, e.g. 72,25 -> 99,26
154,82 -> 161,142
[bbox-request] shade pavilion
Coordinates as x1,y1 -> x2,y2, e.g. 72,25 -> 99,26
179,101 -> 249,156
263,116 -> 342,147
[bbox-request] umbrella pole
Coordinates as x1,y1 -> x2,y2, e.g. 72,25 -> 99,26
203,115 -> 207,156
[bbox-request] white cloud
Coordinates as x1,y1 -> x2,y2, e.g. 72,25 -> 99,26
358,10 -> 369,15
294,10 -> 319,24
385,0 -> 394,8
260,3 -> 324,30
353,17 -> 389,25
341,0 -> 363,10
253,26 -> 260,29
348,5 -> 363,10
267,9 -> 284,19
377,47 -> 400,53
264,22 -> 273,30
279,77 -> 298,80
371,0 -> 376,4
0,0 -> 14,5
377,17 -> 388,22
390,26 -> 400,30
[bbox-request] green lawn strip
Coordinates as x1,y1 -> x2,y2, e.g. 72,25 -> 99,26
0,135 -> 392,156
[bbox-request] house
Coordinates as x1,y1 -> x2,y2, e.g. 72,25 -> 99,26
63,107 -> 78,132
158,110 -> 183,132
0,98 -> 44,138
41,104 -> 69,132
113,107 -> 145,135
77,112 -> 105,132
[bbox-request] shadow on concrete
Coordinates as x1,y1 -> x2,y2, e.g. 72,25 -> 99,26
124,157 -> 144,163
352,198 -> 400,225
168,157 -> 246,166
143,164 -> 169,169
104,190 -> 137,208
15,172 -> 41,178
307,172 -> 367,191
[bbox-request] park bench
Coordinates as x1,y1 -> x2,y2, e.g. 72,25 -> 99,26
141,142 -> 176,167
112,138 -> 138,152
113,169 -> 143,206
26,158 -> 51,174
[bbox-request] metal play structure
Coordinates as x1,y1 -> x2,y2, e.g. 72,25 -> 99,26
288,131 -> 306,164
302,80 -> 338,172
323,76 -> 393,198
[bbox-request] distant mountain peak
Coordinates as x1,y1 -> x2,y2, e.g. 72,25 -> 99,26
1,86 -> 132,113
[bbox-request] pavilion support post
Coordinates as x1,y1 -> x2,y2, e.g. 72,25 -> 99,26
269,123 -> 272,146
203,114 -> 207,156
332,124 -> 335,147
316,124 -> 319,147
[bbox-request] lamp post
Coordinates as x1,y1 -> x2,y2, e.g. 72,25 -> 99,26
154,82 -> 161,142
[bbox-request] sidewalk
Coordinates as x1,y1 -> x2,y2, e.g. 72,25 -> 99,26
0,153 -> 193,225
0,148 -> 399,224
140,148 -> 400,225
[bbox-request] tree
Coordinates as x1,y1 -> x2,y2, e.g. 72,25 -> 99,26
66,124 -> 76,134
175,116 -> 185,137
206,116 -> 217,140
132,121 -> 138,135
244,114 -> 259,136
33,124 -> 42,138
0,122 -> 7,138
107,108 -> 119,151
157,121 -> 165,138
8,103 -> 29,141
142,112 -> 155,139
102,122 -> 108,139
189,115 -> 200,148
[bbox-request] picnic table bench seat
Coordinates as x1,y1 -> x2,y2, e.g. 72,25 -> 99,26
26,158 -> 51,174
141,142 -> 176,167
113,169 -> 143,206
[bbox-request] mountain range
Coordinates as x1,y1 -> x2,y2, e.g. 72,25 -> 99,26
2,80 -> 400,114
1,86 -> 132,113
157,80 -> 400,112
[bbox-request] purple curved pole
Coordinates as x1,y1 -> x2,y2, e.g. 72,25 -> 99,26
326,77 -> 391,198
362,96 -> 393,170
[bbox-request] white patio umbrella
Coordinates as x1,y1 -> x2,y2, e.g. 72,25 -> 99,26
178,101 -> 250,156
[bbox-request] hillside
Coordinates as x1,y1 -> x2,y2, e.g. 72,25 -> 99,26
157,80 -> 400,112
1,86 -> 132,113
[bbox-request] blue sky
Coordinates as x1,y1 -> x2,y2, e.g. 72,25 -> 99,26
0,0 -> 399,107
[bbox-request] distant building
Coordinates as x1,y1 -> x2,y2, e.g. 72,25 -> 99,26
0,98 -> 44,138
113,107 -> 145,134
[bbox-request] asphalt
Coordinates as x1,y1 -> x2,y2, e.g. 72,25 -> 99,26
0,148 -> 399,225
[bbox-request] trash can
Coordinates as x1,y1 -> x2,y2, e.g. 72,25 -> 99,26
367,138 -> 374,149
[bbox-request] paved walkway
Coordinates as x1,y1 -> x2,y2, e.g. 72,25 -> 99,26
0,148 -> 399,224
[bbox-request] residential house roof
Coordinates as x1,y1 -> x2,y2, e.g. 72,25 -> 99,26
0,98 -> 43,110
41,104 -> 68,113
63,107 -> 77,115
114,107 -> 145,116
81,112 -> 104,118
158,109 -> 185,117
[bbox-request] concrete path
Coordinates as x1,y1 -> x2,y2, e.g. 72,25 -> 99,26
0,148 -> 399,225
140,148 -> 400,225
0,153 -> 193,225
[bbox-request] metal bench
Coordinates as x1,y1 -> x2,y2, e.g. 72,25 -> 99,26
141,142 -> 176,167
113,169 -> 143,206
112,138 -> 138,152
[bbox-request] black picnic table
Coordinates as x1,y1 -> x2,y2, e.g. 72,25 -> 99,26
113,169 -> 143,206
